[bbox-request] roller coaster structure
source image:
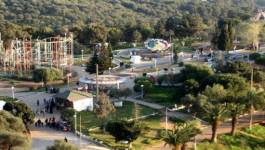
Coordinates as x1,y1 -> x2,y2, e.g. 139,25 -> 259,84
0,33 -> 74,75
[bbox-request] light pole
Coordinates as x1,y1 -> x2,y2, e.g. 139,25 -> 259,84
154,59 -> 157,68
79,114 -> 82,148
109,67 -> 111,75
81,49 -> 84,61
73,112 -> 77,140
166,107 -> 168,132
84,84 -> 88,93
11,86 -> 15,99
141,84 -> 144,99
194,136 -> 197,150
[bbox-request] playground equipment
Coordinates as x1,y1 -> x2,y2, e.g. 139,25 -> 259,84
145,39 -> 171,52
0,33 -> 74,75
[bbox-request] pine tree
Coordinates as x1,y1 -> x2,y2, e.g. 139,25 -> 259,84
216,19 -> 235,51
98,44 -> 111,73
86,50 -> 99,74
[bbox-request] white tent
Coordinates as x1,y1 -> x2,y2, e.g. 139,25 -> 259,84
55,90 -> 93,112
0,101 -> 6,110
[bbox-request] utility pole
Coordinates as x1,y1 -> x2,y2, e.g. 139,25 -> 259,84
250,68 -> 254,129
96,64 -> 99,101
74,111 -> 77,142
170,33 -> 173,64
165,107 -> 168,132
79,114 -> 82,148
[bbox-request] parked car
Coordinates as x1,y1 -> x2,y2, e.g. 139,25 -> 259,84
57,121 -> 71,132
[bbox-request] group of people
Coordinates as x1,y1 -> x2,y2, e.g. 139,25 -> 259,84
36,98 -> 56,115
35,117 -> 56,128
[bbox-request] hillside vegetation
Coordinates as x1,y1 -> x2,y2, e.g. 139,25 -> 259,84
0,0 -> 255,28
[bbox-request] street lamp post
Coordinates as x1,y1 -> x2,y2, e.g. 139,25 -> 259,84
141,84 -> 144,99
81,49 -> 84,61
194,136 -> 197,150
73,112 -> 77,136
11,86 -> 15,99
84,84 -> 88,93
154,59 -> 157,68
166,107 -> 168,131
109,67 -> 111,75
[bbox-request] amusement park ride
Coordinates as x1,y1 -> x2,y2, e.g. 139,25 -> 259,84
0,33 -> 74,75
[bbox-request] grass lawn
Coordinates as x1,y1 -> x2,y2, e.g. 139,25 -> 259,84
76,101 -> 158,130
75,101 -> 165,149
197,125 -> 265,150
145,86 -> 183,106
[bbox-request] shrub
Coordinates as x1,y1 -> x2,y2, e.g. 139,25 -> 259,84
255,56 -> 265,66
33,68 -> 63,83
249,53 -> 261,61
134,77 -> 154,93
106,120 -> 141,143
142,139 -> 150,144
61,108 -> 75,122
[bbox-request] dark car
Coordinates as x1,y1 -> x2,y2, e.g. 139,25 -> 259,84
57,121 -> 71,132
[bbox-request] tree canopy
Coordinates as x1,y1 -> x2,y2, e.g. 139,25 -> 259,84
47,140 -> 79,150
0,111 -> 30,150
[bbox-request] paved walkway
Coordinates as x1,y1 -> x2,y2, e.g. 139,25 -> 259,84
0,91 -> 108,150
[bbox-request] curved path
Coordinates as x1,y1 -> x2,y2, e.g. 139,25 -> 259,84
124,97 -> 265,150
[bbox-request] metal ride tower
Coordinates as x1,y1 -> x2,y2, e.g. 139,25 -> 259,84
0,33 -> 74,75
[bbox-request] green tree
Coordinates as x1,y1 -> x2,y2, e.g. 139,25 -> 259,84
238,22 -> 262,50
198,84 -> 227,143
179,64 -> 214,84
86,43 -> 112,74
4,102 -> 35,128
86,24 -> 108,44
86,50 -> 99,74
134,77 -> 154,93
162,121 -> 201,150
47,140 -> 79,150
98,44 -> 112,73
213,19 -> 237,51
108,27 -> 123,46
245,89 -> 265,128
95,92 -> 115,119
95,92 -> 116,129
154,19 -> 167,39
226,83 -> 249,135
183,79 -> 200,95
33,68 -> 63,84
165,14 -> 204,38
106,120 -> 141,144
132,30 -> 142,43
0,111 -> 30,150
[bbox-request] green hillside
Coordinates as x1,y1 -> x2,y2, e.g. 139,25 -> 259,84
0,0 -> 256,28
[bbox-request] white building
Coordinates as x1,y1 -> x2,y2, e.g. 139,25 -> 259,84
55,90 -> 93,112
130,55 -> 142,64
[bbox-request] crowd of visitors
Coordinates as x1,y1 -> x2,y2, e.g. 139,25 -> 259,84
34,97 -> 71,132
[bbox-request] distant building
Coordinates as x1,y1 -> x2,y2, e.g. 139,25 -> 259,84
54,90 -> 93,112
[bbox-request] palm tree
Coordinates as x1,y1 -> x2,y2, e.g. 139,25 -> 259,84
162,121 -> 201,150
226,84 -> 248,136
245,89 -> 265,129
198,84 -> 227,143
